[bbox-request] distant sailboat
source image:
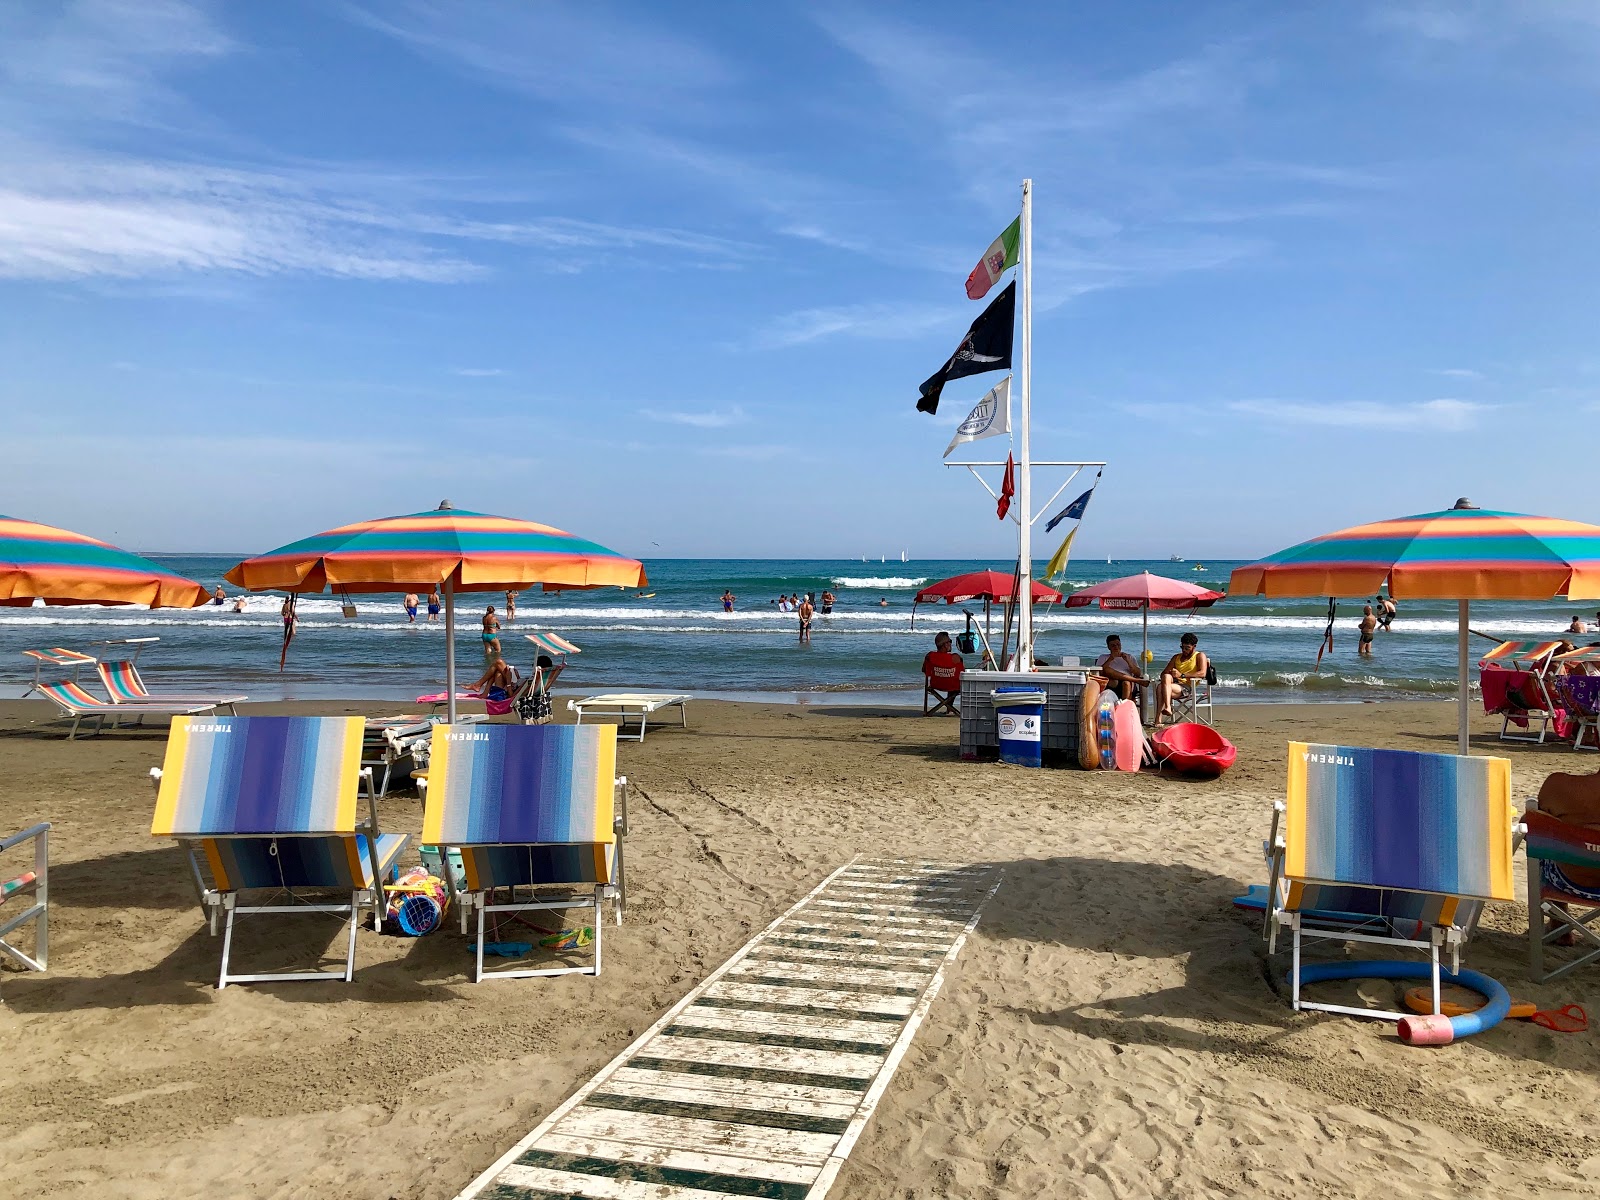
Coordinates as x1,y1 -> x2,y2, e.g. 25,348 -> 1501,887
900,549 -> 908,562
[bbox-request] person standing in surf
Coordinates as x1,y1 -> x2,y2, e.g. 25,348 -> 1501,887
482,605 -> 502,661
426,590 -> 441,622
403,593 -> 419,623
820,589 -> 835,615
506,590 -> 518,623
798,595 -> 814,645
721,589 -> 736,613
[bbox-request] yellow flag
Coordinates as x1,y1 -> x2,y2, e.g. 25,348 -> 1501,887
1044,525 -> 1077,582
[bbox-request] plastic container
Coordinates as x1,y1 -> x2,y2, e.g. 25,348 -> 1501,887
419,844 -> 465,892
991,687 -> 1048,767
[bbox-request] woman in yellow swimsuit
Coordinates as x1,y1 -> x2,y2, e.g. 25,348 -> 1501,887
1157,632 -> 1209,722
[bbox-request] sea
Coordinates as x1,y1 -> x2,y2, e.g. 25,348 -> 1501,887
1,556 -> 1591,705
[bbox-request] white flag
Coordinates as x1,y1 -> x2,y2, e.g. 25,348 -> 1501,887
942,375 -> 1011,458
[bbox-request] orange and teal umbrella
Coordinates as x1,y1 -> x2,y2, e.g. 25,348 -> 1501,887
0,514 -> 210,608
1229,499 -> 1600,752
225,501 -> 646,718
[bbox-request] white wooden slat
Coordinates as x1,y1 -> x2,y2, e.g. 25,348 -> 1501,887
675,1006 -> 900,1045
609,1065 -> 865,1109
645,1034 -> 882,1080
535,1130 -> 822,1186
497,1162 -> 771,1199
554,1107 -> 836,1166
594,1077 -> 859,1121
702,980 -> 916,1017
772,926 -> 956,952
747,945 -> 946,969
727,958 -> 925,988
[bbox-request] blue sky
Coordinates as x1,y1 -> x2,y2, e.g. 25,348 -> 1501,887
3,1 -> 1598,561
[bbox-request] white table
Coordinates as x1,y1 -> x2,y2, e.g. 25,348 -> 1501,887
568,693 -> 691,742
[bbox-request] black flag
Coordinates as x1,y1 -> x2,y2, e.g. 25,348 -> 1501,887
916,281 -> 1014,414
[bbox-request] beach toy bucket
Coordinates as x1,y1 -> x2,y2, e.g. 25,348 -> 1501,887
419,844 -> 465,892
992,687 -> 1047,767
385,867 -> 449,936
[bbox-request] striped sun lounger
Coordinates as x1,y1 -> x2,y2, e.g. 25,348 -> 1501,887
420,723 -> 625,981
20,647 -> 96,696
525,631 -> 581,657
1261,742 -> 1515,1021
569,692 -> 690,742
37,679 -> 212,739
97,660 -> 246,713
150,715 -> 409,988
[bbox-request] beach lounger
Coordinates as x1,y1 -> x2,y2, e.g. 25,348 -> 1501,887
20,647 -> 97,696
420,723 -> 626,981
0,822 -> 50,996
1260,742 -> 1516,1020
568,692 -> 690,742
97,660 -> 246,714
1479,640 -> 1565,743
1556,676 -> 1600,752
1524,771 -> 1600,982
37,679 -> 212,739
150,716 -> 409,988
361,716 -> 435,796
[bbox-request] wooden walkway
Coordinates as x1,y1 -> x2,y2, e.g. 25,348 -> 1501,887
457,858 -> 1001,1200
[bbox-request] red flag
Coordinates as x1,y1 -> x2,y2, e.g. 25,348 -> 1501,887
997,453 -> 1015,520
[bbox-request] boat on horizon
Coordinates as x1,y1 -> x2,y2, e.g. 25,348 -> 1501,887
1169,554 -> 1185,562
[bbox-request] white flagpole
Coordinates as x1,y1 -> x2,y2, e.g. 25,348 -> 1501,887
1016,178 -> 1035,670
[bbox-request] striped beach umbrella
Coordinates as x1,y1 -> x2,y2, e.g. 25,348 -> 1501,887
225,501 -> 645,719
1229,499 -> 1600,752
0,514 -> 209,608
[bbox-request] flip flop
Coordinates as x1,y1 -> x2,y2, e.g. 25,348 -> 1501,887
1529,1004 -> 1588,1032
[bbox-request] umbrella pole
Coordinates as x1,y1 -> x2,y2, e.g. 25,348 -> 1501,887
1458,599 -> 1469,755
1142,604 -> 1149,669
445,577 -> 457,725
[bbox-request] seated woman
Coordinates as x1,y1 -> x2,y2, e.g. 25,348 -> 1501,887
471,655 -> 519,716
1095,634 -> 1145,700
1156,632 -> 1209,722
514,653 -> 566,724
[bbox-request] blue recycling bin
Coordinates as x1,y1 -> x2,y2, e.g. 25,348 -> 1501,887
991,687 -> 1047,767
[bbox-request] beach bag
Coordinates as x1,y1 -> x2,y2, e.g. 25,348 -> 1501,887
517,685 -> 552,724
484,685 -> 512,717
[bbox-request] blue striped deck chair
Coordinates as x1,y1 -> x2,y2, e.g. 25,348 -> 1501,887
1261,743 -> 1515,1021
150,716 -> 410,989
420,723 -> 625,982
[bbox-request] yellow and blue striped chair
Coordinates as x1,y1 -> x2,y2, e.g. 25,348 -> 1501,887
420,723 -> 625,981
150,716 -> 409,988
1262,742 -> 1516,1021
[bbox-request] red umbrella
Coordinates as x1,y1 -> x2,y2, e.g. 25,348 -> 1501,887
914,570 -> 1063,606
1066,571 -> 1223,667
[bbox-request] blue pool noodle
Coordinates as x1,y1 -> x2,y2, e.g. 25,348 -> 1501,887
1294,961 -> 1511,1045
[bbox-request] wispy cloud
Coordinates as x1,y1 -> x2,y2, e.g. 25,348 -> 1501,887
642,406 -> 747,430
1430,367 -> 1484,380
452,367 -> 504,377
695,443 -> 794,461
1229,397 -> 1492,432
752,302 -> 956,350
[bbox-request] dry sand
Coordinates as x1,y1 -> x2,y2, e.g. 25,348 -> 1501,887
1,696 -> 1598,1199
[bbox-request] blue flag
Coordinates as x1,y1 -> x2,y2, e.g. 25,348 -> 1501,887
1045,486 -> 1095,533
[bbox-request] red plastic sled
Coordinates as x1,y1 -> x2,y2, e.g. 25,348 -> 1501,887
1151,722 -> 1237,778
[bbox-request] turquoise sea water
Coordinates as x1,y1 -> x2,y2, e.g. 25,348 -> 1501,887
1,556 -> 1594,703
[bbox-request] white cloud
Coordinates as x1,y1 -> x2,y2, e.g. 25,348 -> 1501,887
752,303 -> 957,350
1229,397 -> 1492,432
452,367 -> 504,377
695,444 -> 793,461
1430,367 -> 1485,380
641,406 -> 747,430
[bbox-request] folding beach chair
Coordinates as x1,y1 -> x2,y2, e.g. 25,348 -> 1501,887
1524,771 -> 1600,982
1556,675 -> 1600,752
97,660 -> 246,714
360,716 -> 435,796
1261,742 -> 1516,1020
1478,640 -> 1564,744
20,648 -> 96,696
923,651 -> 964,716
37,680 -> 211,739
0,822 -> 50,997
420,723 -> 627,982
1171,668 -> 1216,726
150,716 -> 409,988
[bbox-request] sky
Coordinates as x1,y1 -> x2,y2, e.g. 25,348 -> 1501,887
3,1 -> 1599,562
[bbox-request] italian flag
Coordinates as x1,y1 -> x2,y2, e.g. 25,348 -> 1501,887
965,216 -> 1020,300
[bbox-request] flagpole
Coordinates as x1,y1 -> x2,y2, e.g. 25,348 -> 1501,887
1016,177 -> 1035,670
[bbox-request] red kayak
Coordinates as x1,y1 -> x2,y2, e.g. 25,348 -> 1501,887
1151,722 -> 1237,778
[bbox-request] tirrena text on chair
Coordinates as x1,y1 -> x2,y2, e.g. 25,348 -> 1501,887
150,715 -> 409,988
420,723 -> 627,982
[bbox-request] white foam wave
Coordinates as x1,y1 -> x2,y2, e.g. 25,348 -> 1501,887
830,576 -> 928,589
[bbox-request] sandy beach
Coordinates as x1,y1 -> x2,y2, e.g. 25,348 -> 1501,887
1,697 -> 1598,1199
